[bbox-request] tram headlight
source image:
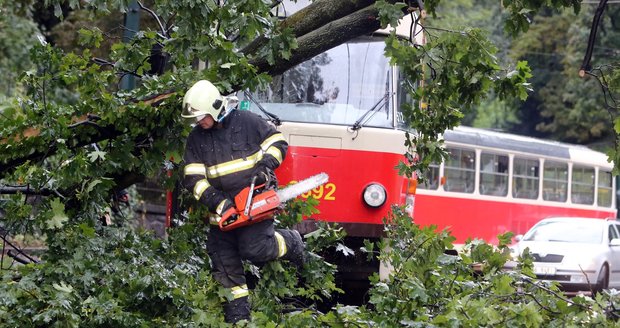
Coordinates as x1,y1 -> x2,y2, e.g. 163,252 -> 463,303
363,183 -> 387,208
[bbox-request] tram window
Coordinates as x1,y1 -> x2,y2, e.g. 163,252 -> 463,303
248,37 -> 395,128
542,161 -> 568,202
480,152 -> 508,196
418,162 -> 440,190
396,68 -> 415,131
571,165 -> 595,205
444,148 -> 475,193
598,170 -> 613,207
512,157 -> 539,199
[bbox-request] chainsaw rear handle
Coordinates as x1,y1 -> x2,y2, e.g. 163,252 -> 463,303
219,206 -> 241,230
218,182 -> 267,231
219,207 -> 279,231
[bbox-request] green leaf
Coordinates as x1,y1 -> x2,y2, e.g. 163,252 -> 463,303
85,179 -> 102,194
494,275 -> 515,294
614,117 -> 620,134
87,150 -> 107,162
53,4 -> 63,18
497,231 -> 514,247
375,1 -> 408,29
336,243 -> 354,257
79,223 -> 96,238
52,282 -> 74,293
47,198 -> 69,229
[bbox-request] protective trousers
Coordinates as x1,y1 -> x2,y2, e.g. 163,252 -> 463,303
207,219 -> 305,323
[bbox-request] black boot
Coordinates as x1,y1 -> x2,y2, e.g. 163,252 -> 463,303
223,297 -> 250,323
277,229 -> 306,269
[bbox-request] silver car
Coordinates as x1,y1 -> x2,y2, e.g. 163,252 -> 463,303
509,217 -> 620,293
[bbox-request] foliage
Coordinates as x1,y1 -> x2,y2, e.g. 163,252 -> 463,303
3,197 -> 620,326
388,24 -> 532,178
470,94 -> 521,130
428,0 -> 521,130
0,3 -> 40,98
509,6 -> 620,146
1,219 -> 221,327
0,198 -> 342,327
423,0 -> 581,36
1,0 -> 620,326
431,1 -> 620,149
346,207 -> 620,327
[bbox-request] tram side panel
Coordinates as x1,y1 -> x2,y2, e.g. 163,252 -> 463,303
275,125 -> 410,238
414,192 -> 616,244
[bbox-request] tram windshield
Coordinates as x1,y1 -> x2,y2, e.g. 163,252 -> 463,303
244,36 -> 404,128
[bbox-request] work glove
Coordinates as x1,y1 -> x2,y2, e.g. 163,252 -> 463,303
252,163 -> 270,185
217,198 -> 239,228
216,198 -> 237,216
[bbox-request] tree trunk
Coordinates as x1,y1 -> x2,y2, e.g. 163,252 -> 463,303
241,0 -> 375,55
251,5 -> 381,77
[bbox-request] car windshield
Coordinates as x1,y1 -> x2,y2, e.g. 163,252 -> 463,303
523,220 -> 603,244
244,36 -> 395,128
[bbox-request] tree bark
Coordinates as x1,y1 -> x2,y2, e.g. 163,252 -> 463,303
241,0 -> 374,55
0,186 -> 54,195
250,5 -> 381,77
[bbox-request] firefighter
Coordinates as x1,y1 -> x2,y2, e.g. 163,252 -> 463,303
181,80 -> 306,323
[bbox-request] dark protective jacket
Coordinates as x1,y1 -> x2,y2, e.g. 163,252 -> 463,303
182,110 -> 302,324
182,110 -> 288,215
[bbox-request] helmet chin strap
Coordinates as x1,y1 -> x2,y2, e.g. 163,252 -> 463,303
216,96 -> 239,123
216,108 -> 233,123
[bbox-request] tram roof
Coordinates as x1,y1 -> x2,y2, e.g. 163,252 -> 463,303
443,126 -> 613,168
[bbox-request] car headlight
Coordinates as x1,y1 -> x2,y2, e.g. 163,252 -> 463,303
363,183 -> 387,208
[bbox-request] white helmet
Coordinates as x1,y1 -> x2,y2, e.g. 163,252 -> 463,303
181,80 -> 228,121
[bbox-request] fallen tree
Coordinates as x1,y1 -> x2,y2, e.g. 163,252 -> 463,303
3,0 -> 618,325
1,0 -> 553,188
0,1 -> 394,189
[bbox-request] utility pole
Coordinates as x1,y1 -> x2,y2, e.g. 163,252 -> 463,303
121,1 -> 140,90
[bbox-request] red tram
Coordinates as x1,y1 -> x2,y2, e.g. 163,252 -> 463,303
242,2 -> 422,240
238,1 -> 617,289
415,126 -> 617,244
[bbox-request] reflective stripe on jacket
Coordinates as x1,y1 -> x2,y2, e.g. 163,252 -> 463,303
182,110 -> 288,213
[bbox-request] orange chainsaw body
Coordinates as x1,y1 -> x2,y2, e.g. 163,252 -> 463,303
218,185 -> 282,231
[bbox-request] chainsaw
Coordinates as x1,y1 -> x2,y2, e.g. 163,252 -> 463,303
218,172 -> 329,231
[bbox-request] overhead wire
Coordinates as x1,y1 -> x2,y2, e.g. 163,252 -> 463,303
578,0 -> 619,115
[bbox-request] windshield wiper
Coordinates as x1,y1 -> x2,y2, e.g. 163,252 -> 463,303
243,91 -> 281,126
351,91 -> 393,131
351,70 -> 392,131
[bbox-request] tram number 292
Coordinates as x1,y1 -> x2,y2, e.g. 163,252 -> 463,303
288,181 -> 336,201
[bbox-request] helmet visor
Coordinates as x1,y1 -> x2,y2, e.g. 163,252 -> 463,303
182,103 -> 203,118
